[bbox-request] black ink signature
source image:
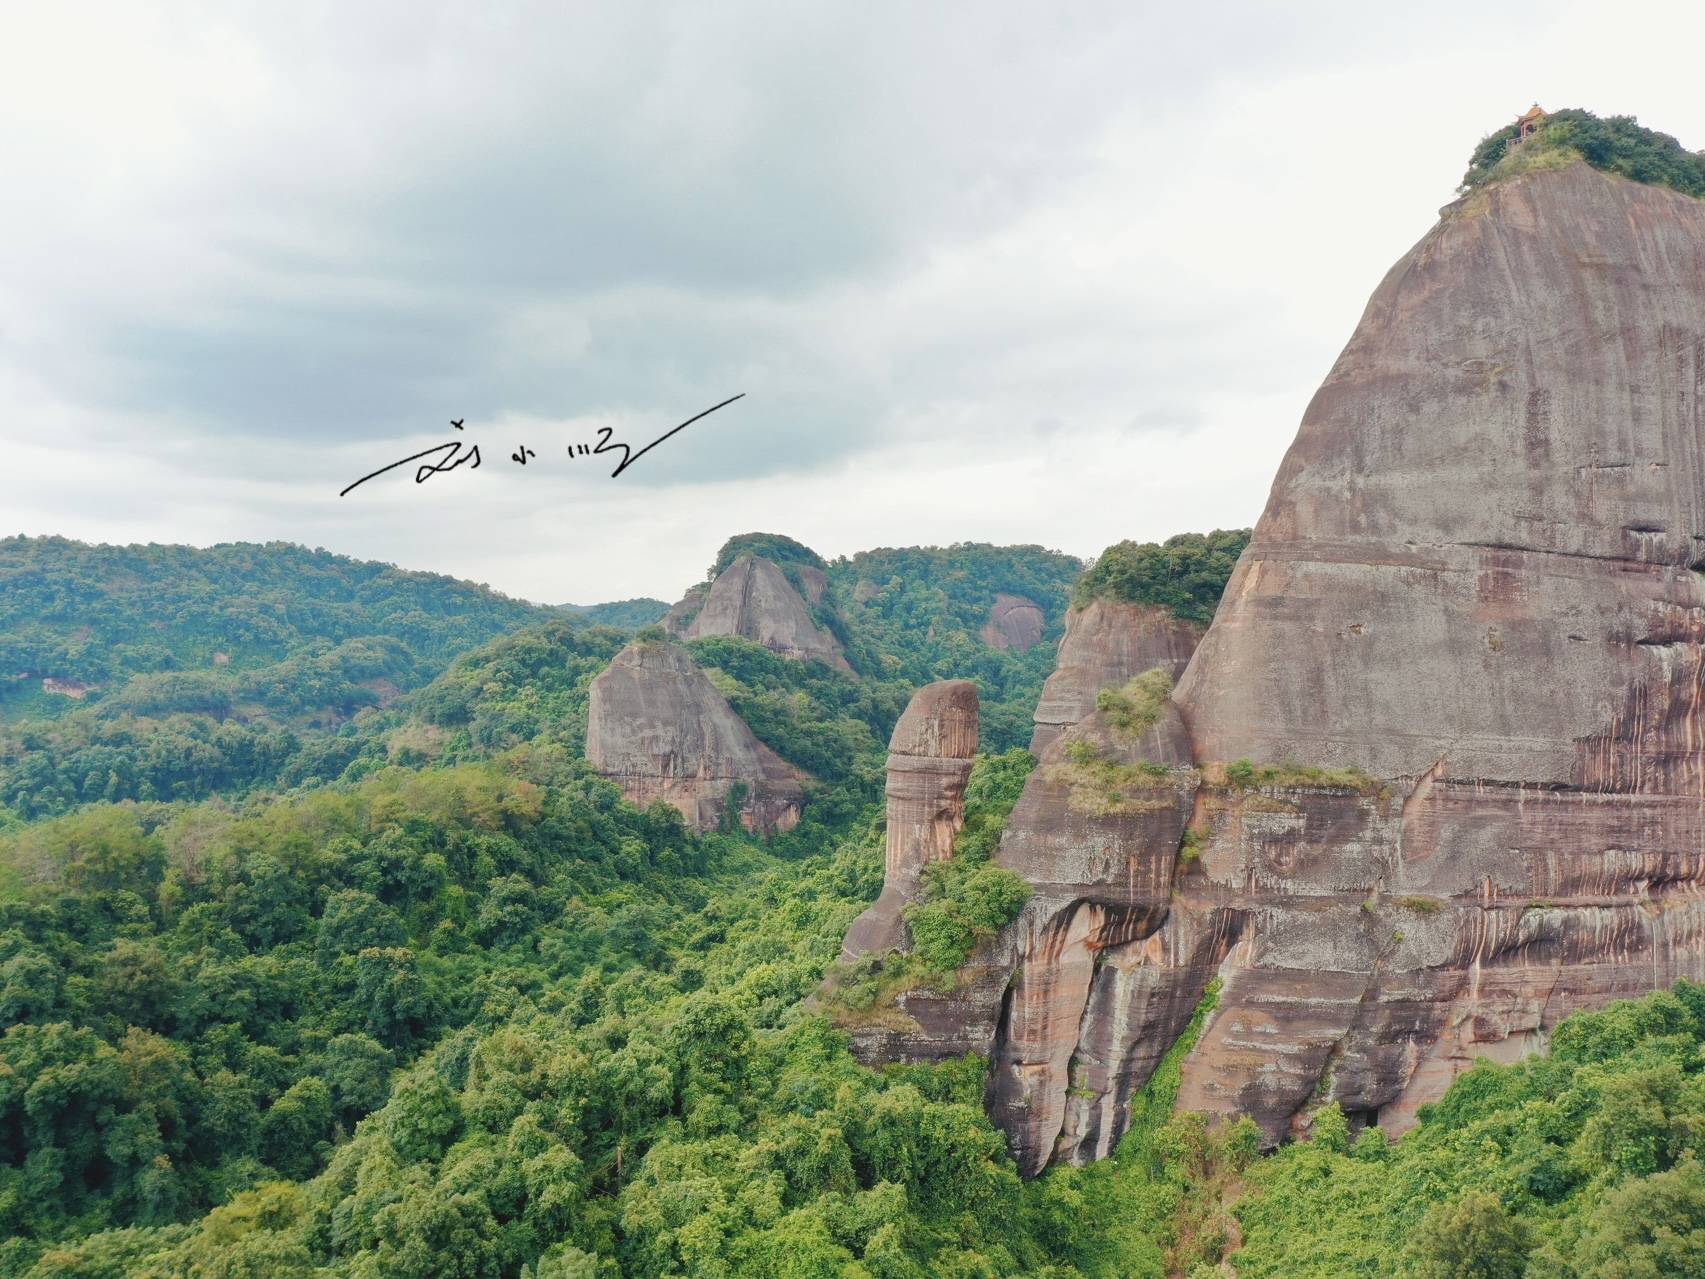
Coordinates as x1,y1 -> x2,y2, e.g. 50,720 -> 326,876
340,394 -> 745,495
585,393 -> 745,477
340,420 -> 480,497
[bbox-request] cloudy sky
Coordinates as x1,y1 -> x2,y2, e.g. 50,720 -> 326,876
5,2 -> 1704,605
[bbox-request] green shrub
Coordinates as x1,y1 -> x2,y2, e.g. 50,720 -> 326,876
901,750 -> 1036,973
1407,1191 -> 1532,1279
1095,669 -> 1173,740
1459,108 -> 1705,199
1073,530 -> 1251,622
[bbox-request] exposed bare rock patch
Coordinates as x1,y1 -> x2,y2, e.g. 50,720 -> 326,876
664,554 -> 852,672
1030,598 -> 1203,753
980,593 -> 1046,651
840,680 -> 979,961
840,162 -> 1705,1174
585,636 -> 805,833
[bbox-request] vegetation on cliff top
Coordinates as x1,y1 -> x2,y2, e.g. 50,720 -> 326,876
1460,108 -> 1705,200
1072,529 -> 1250,623
709,532 -> 827,579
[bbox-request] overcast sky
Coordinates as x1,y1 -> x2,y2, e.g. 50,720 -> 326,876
5,2 -> 1704,606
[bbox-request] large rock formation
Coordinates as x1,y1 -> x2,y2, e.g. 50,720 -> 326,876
586,637 -> 806,833
840,680 -> 979,960
839,160 -> 1705,1174
664,555 -> 852,672
980,593 -> 1046,652
1166,160 -> 1705,1140
1030,597 -> 1204,753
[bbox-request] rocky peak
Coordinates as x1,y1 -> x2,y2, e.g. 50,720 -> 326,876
1030,596 -> 1203,753
664,554 -> 852,672
839,680 -> 978,961
980,593 -> 1046,651
839,159 -> 1705,1174
585,637 -> 805,833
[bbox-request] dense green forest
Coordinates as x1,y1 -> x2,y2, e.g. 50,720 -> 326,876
1071,531 -> 1250,624
7,530 -> 1699,1278
559,601 -> 670,630
1460,107 -> 1705,199
0,537 -> 550,709
824,542 -> 1082,750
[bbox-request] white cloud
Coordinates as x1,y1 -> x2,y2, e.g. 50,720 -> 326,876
3,0 -> 1703,603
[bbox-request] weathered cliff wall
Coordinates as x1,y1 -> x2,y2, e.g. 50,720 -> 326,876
586,637 -> 806,833
1165,162 -> 1705,1143
981,593 -> 1046,652
838,160 -> 1705,1174
1030,598 -> 1203,753
840,680 -> 979,961
665,555 -> 852,672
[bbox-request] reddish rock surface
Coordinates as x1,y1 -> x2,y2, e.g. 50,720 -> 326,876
840,680 -> 979,961
1168,163 -> 1705,1143
586,637 -> 805,833
980,593 -> 1046,651
1030,598 -> 1203,753
664,555 -> 852,672
840,161 -> 1705,1173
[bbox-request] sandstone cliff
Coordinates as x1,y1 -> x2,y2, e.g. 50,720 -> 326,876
586,637 -> 806,833
664,554 -> 852,672
838,160 -> 1705,1174
980,594 -> 1046,652
1030,597 -> 1204,753
840,680 -> 979,961
1165,161 -> 1705,1141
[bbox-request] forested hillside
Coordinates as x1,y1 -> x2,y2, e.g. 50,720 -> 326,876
0,538 -> 560,821
0,537 -> 549,711
6,529 -> 1696,1278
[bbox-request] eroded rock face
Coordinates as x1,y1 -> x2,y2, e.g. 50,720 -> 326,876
842,161 -> 1705,1174
839,697 -> 1205,1174
840,680 -> 979,961
665,555 -> 852,672
980,593 -> 1046,652
586,638 -> 805,833
1030,598 -> 1203,753
1166,162 -> 1705,1143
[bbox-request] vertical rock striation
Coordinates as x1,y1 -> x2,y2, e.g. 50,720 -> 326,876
586,637 -> 806,833
839,160 -> 1705,1174
665,554 -> 852,672
840,680 -> 979,961
1165,161 -> 1705,1142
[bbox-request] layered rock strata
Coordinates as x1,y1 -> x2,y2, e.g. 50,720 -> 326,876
1030,598 -> 1204,753
1166,161 -> 1705,1142
586,637 -> 806,833
665,555 -> 852,672
840,161 -> 1705,1174
839,680 -> 979,961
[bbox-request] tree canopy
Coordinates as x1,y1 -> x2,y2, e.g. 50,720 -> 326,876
1459,108 -> 1705,200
